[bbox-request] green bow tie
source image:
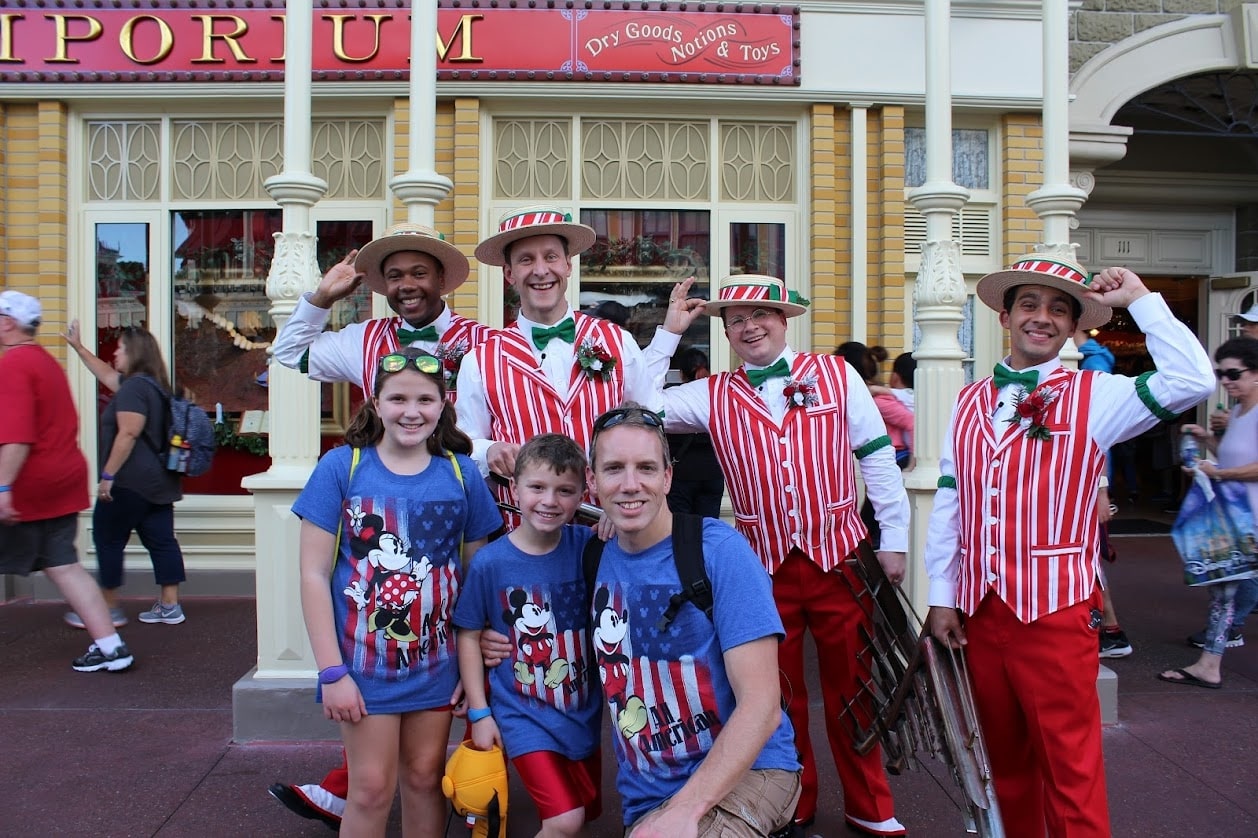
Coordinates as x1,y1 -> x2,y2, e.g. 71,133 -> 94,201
746,357 -> 791,387
532,318 -> 576,350
397,324 -> 439,344
992,365 -> 1039,391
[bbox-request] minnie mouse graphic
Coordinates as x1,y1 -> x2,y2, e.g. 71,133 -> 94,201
343,512 -> 433,664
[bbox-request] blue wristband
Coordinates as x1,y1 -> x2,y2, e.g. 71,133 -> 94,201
0,485 -> 10,493
318,664 -> 349,685
467,706 -> 493,723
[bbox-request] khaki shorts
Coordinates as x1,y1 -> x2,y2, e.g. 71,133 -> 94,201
0,513 -> 80,576
627,768 -> 802,837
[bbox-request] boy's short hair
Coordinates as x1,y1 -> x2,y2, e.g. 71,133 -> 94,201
514,433 -> 588,483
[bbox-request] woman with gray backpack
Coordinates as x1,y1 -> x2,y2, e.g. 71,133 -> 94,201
63,321 -> 187,628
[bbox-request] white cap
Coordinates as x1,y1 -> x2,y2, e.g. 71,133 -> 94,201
0,290 -> 42,328
1233,304 -> 1258,323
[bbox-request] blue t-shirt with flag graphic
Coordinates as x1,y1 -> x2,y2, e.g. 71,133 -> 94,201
591,517 -> 799,825
293,445 -> 501,715
453,524 -> 602,760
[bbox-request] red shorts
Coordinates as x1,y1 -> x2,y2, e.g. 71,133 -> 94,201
511,750 -> 602,822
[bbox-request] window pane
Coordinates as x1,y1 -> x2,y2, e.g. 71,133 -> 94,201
730,222 -> 786,279
95,222 -> 149,413
578,209 -> 711,363
172,210 -> 280,490
905,127 -> 989,190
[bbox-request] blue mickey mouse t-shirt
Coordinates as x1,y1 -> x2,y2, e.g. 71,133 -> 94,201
293,445 -> 501,714
591,517 -> 799,825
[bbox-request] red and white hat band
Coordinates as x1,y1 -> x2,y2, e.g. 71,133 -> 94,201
498,210 -> 571,233
1010,258 -> 1093,288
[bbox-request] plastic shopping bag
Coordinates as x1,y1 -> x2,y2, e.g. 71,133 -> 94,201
1170,471 -> 1258,587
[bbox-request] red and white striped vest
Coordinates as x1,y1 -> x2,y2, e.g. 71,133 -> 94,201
359,314 -> 495,402
474,313 -> 626,507
950,369 -> 1103,622
707,353 -> 867,575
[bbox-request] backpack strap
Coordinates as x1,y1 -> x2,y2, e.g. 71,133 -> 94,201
132,374 -> 174,458
332,448 -> 363,565
657,512 -> 712,630
446,450 -> 469,560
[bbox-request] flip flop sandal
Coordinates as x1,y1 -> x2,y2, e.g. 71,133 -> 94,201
1157,668 -> 1222,689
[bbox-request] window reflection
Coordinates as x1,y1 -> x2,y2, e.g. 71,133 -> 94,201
730,222 -> 785,279
95,222 -> 149,414
578,209 -> 710,362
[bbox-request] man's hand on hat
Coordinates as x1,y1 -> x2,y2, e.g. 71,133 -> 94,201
1086,266 -> 1150,309
310,250 -> 365,309
663,276 -> 707,335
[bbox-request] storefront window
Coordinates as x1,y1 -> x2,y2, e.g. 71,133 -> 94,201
730,222 -> 786,279
579,209 -> 711,362
316,219 -> 374,431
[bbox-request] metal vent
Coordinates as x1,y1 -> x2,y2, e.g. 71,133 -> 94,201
904,204 -> 993,258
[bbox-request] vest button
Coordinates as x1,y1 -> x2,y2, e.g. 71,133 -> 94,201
986,572 -> 998,583
987,517 -> 999,526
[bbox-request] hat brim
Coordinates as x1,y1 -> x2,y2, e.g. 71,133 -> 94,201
473,223 -> 597,267
355,236 -> 470,297
976,269 -> 1112,331
704,298 -> 807,319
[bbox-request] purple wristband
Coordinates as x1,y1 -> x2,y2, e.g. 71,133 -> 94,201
318,664 -> 349,685
100,472 -> 115,481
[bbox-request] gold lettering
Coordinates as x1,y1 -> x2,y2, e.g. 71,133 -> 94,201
48,14 -> 104,64
119,16 -> 174,65
436,14 -> 482,63
191,14 -> 256,64
325,14 -> 388,63
272,14 -> 285,63
0,13 -> 19,63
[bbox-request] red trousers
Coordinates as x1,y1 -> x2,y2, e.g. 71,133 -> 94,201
966,592 -> 1110,838
320,752 -> 349,798
773,551 -> 897,827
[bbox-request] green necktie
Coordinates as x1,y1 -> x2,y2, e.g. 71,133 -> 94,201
531,318 -> 576,350
745,357 -> 791,387
992,364 -> 1039,391
397,324 -> 439,344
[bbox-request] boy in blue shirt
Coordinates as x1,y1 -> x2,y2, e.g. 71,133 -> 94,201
454,434 -> 603,836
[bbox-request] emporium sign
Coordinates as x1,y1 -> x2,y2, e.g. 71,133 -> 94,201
0,1 -> 800,85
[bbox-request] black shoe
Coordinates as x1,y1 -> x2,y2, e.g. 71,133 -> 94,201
1187,628 -> 1243,649
71,643 -> 133,672
1099,630 -> 1133,659
267,783 -> 341,831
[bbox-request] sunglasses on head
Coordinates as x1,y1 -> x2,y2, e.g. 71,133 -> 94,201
592,407 -> 665,434
379,352 -> 442,375
1215,367 -> 1251,381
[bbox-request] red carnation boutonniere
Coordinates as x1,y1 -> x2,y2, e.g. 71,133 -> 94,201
782,373 -> 820,410
435,338 -> 469,391
576,337 -> 617,381
1008,384 -> 1061,440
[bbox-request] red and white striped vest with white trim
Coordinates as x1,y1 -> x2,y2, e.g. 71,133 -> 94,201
950,368 -> 1104,623
707,353 -> 867,575
358,314 -> 495,402
474,312 -> 626,506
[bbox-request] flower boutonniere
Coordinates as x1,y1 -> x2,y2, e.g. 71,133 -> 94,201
576,337 -> 617,381
435,338 -> 469,391
1008,384 -> 1061,440
782,373 -> 820,410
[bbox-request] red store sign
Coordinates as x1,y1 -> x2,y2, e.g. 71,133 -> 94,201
0,1 -> 800,85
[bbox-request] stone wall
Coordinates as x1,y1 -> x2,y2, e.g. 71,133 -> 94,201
1070,0 -> 1226,72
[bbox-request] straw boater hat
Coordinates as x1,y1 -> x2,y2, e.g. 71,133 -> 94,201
474,205 -> 597,267
354,223 -> 470,297
704,274 -> 810,318
975,253 -> 1113,331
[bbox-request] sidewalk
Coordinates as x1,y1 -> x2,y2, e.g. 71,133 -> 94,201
1,531 -> 1255,836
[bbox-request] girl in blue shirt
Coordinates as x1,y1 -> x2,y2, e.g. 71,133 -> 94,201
293,348 -> 501,836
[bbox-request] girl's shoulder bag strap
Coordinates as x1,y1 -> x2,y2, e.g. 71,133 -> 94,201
332,447 -> 363,564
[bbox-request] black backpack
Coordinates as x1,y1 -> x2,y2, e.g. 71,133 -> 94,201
582,512 -> 713,631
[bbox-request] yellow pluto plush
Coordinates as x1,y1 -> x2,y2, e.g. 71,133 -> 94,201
442,741 -> 509,838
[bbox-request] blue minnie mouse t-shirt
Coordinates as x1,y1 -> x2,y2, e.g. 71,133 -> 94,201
453,525 -> 602,760
293,445 -> 501,714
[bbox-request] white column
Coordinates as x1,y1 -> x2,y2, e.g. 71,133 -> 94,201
850,104 -> 869,342
1026,0 -> 1087,255
904,0 -> 970,616
390,0 -> 454,223
235,0 -> 332,740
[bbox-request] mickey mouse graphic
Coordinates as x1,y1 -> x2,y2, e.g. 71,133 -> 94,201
504,589 -> 569,689
343,513 -> 433,655
592,586 -> 647,738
